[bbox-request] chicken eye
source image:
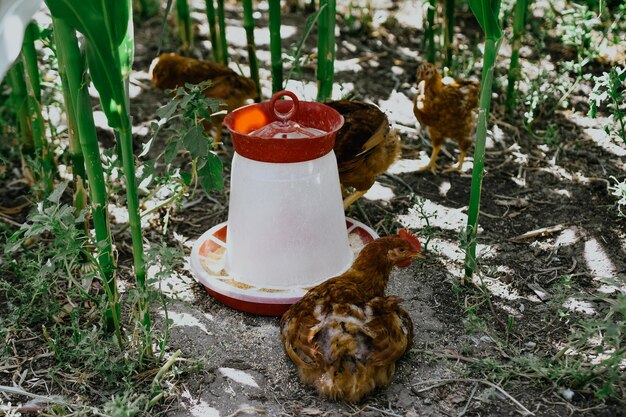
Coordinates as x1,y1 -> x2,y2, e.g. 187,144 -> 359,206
399,248 -> 406,253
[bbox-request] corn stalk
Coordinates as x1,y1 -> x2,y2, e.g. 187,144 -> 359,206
316,0 -> 336,101
205,0 -> 220,62
7,62 -> 35,177
242,0 -> 261,101
464,0 -> 502,281
425,0 -> 437,63
268,0 -> 283,93
505,0 -> 530,115
175,0 -> 193,54
52,17 -> 120,343
444,0 -> 455,67
46,0 -> 152,359
8,27 -> 53,194
22,23 -> 42,102
53,22 -> 87,198
216,0 -> 228,65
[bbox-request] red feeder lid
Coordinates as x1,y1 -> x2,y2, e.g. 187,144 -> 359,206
223,91 -> 344,163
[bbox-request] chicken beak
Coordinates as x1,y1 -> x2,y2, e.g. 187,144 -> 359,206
411,251 -> 424,260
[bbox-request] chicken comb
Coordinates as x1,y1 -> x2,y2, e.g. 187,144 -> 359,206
398,229 -> 422,251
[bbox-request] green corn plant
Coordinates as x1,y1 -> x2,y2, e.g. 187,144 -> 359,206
216,0 -> 228,65
51,17 -> 120,343
505,0 -> 530,115
7,30 -> 53,195
424,0 -> 437,63
463,0 -> 502,281
269,0 -> 283,93
316,0 -> 336,101
243,0 -> 261,101
45,0 -> 153,359
7,63 -> 35,173
205,0 -> 220,62
52,22 -> 86,192
21,25 -> 52,195
176,0 -> 194,54
22,23 -> 42,102
444,0 -> 455,67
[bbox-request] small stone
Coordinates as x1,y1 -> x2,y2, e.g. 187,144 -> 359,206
391,66 -> 404,75
525,341 -> 536,349
423,398 -> 432,405
561,388 -> 575,401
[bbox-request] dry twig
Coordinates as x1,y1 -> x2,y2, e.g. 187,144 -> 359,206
412,378 -> 535,416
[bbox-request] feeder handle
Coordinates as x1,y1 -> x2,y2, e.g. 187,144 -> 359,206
270,90 -> 299,122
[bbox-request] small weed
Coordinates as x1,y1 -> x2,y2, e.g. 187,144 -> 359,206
146,81 -> 224,196
588,66 -> 626,145
0,188 -> 179,413
408,193 -> 439,252
343,1 -> 373,35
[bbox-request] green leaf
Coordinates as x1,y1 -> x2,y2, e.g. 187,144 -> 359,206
164,140 -> 180,165
118,4 -> 134,79
155,99 -> 179,120
468,0 -> 502,42
180,171 -> 192,186
137,159 -> 156,185
45,0 -> 133,128
48,181 -> 69,204
197,153 -> 223,192
182,125 -> 209,160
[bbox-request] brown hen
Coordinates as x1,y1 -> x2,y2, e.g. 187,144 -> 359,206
280,229 -> 422,403
150,53 -> 258,144
413,63 -> 479,173
326,101 -> 401,209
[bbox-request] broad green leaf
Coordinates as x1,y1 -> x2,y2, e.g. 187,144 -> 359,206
197,152 -> 223,192
45,0 -> 132,128
182,125 -> 209,161
468,0 -> 502,42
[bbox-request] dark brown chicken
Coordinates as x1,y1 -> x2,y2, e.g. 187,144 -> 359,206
280,229 -> 422,403
326,101 -> 401,209
413,63 -> 479,173
150,53 -> 258,143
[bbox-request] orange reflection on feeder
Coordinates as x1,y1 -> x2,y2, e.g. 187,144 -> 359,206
232,106 -> 269,134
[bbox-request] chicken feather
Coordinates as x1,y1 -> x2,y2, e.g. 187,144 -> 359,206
280,230 -> 422,403
326,101 -> 401,208
413,63 -> 479,173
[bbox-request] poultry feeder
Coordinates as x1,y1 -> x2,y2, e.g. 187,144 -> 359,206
0,0 -> 42,80
190,91 -> 379,316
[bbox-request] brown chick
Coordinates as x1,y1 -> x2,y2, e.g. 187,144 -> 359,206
150,53 -> 258,144
413,63 -> 479,173
280,229 -> 422,403
326,101 -> 401,209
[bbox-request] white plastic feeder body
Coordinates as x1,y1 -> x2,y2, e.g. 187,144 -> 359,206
225,150 -> 352,288
0,0 -> 42,81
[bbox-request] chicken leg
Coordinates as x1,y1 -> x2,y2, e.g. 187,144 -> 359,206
343,190 -> 367,209
442,148 -> 466,173
416,143 -> 442,173
417,128 -> 444,173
